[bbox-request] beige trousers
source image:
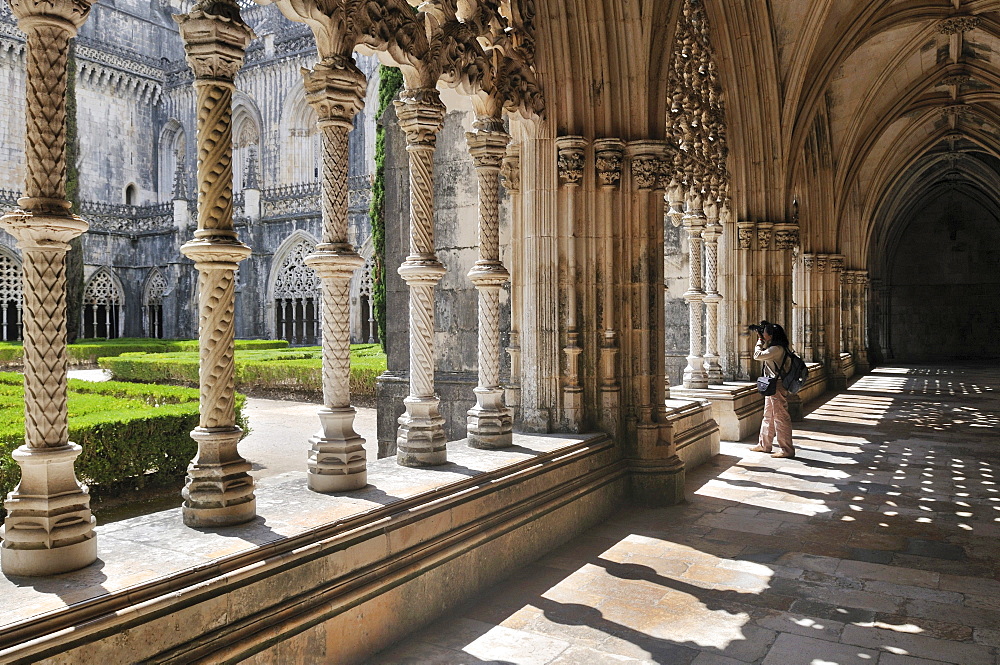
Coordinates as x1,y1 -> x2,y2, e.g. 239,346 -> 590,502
758,382 -> 794,454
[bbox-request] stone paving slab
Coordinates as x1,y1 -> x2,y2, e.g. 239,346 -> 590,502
368,366 -> 1000,665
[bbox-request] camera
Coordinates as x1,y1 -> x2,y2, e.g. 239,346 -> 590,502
747,320 -> 769,335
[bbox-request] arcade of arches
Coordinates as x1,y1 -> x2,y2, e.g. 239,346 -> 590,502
0,0 -> 998,662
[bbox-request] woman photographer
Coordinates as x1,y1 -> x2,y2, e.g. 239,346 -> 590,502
750,321 -> 796,459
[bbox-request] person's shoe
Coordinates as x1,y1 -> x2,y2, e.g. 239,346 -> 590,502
748,445 -> 770,453
771,451 -> 795,459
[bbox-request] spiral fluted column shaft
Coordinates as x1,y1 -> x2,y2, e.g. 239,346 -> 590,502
1,2 -> 97,576
466,121 -> 512,449
300,57 -> 368,490
702,223 -> 723,384
682,209 -> 708,389
395,89 -> 447,466
176,0 -> 255,526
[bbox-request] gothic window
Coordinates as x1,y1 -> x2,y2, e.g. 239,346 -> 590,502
0,251 -> 22,341
158,120 -> 186,203
143,270 -> 167,339
233,114 -> 261,194
83,269 -> 123,339
125,183 -> 138,205
281,86 -> 319,184
273,239 -> 320,345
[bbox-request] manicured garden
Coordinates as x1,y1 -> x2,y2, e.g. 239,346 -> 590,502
0,373 -> 247,501
99,343 -> 386,400
0,337 -> 289,367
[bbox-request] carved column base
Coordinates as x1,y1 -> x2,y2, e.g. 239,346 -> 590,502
467,388 -> 512,449
628,424 -> 685,507
683,357 -> 709,389
182,427 -> 256,528
307,406 -> 367,492
1,444 -> 97,576
704,354 -> 723,385
397,396 -> 447,466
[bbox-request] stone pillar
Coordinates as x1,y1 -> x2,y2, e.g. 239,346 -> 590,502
466,117 -> 512,449
555,136 -> 586,430
394,89 -> 447,466
594,138 -> 624,430
734,219 -> 756,379
500,144 -> 522,420
828,255 -> 847,389
175,0 -> 256,527
302,56 -> 368,491
0,0 -> 97,575
855,271 -> 871,372
701,219 -> 723,384
682,193 -> 708,388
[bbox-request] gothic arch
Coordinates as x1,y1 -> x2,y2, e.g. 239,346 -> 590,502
279,83 -> 318,185
233,93 -> 263,192
158,119 -> 187,202
0,247 -> 22,341
82,268 -> 125,339
143,269 -> 168,339
268,231 -> 321,344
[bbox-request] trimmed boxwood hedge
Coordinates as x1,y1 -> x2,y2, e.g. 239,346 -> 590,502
100,344 -> 386,397
0,338 -> 289,367
0,373 -> 248,501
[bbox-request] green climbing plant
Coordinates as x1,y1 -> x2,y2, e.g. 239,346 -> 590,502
369,64 -> 403,353
65,39 -> 83,343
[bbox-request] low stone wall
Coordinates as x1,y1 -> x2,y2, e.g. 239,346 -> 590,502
0,434 -> 625,665
787,362 -> 828,421
376,371 -> 477,457
668,398 -> 721,470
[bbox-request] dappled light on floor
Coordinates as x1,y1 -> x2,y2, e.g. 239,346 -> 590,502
372,364 -> 1000,664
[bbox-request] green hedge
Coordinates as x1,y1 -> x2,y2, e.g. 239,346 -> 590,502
0,338 -> 289,366
100,344 -> 387,397
0,373 -> 248,501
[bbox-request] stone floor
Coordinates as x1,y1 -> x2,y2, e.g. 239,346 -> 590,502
370,365 -> 1000,665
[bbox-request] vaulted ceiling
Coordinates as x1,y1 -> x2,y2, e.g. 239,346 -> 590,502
706,0 -> 1000,267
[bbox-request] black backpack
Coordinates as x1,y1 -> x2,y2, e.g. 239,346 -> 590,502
778,348 -> 809,395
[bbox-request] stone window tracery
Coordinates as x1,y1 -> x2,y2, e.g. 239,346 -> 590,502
0,251 -> 22,341
273,239 -> 320,345
83,269 -> 123,339
358,260 -> 377,344
144,270 -> 167,339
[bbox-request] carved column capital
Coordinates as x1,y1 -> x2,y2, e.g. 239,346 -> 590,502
593,138 -> 625,189
556,136 -> 587,186
174,0 -> 254,83
737,221 -> 755,250
773,223 -> 799,250
627,140 -> 667,191
756,222 -> 773,250
802,253 -> 817,272
829,255 -> 845,274
816,254 -> 829,272
303,55 -> 367,130
394,88 -> 447,148
500,143 -> 521,192
9,0 -> 92,30
466,118 -> 509,171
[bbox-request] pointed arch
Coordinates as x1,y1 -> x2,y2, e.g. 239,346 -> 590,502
143,269 -> 168,338
269,231 -> 320,344
279,82 -> 319,185
82,267 -> 124,339
158,119 -> 187,202
0,247 -> 22,341
233,92 -> 264,192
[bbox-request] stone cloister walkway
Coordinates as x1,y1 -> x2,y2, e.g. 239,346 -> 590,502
371,365 -> 1000,665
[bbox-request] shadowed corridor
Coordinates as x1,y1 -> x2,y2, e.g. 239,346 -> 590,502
370,365 -> 1000,665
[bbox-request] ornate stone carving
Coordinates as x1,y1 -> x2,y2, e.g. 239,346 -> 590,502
757,223 -> 773,250
937,16 -> 981,35
500,143 -> 520,192
593,138 -> 625,189
702,223 -> 723,384
556,136 -> 586,186
802,253 -> 817,272
938,104 -> 969,118
737,221 -> 754,250
177,0 -> 256,527
466,119 -> 512,449
773,224 -> 799,250
941,74 -> 974,87
395,88 -> 448,467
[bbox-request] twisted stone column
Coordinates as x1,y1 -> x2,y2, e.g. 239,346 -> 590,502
594,139 -> 624,431
395,89 -> 447,466
682,193 -> 708,388
176,0 -> 255,527
466,118 -> 512,448
302,57 -> 368,490
0,0 -> 97,577
500,144 -> 522,417
702,221 -> 723,384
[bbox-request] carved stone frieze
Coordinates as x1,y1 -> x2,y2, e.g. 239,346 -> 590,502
937,16 -> 981,35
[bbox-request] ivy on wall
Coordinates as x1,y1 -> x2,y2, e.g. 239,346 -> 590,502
369,64 -> 403,352
65,40 -> 83,343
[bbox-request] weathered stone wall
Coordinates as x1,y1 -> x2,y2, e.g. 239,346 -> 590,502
888,194 -> 1000,361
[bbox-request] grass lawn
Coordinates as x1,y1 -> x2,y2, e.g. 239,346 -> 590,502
99,343 -> 387,398
0,337 -> 289,367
